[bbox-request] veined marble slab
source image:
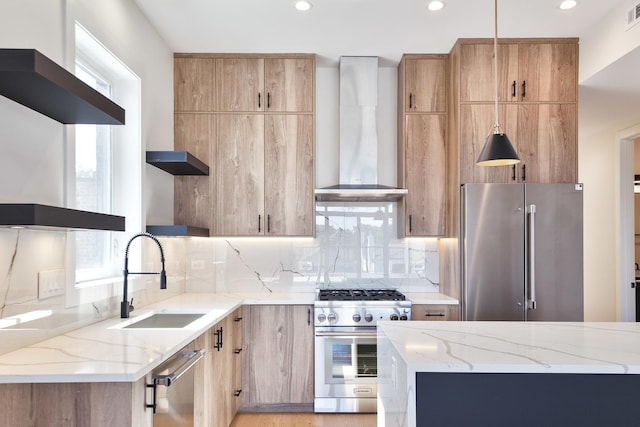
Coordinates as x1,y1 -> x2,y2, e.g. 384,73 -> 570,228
378,321 -> 640,374
377,322 -> 640,427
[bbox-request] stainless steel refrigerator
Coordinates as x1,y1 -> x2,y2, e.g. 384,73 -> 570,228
461,183 -> 583,321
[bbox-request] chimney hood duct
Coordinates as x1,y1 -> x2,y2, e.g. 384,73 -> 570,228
315,56 -> 408,202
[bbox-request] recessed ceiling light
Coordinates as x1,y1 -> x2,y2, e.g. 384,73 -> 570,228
295,0 -> 312,11
427,1 -> 445,11
559,0 -> 577,10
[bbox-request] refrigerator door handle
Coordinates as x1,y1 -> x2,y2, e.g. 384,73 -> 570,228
528,204 -> 537,310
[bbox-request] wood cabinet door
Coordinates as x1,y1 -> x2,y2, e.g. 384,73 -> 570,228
403,58 -> 447,113
174,113 -> 215,231
459,104 -> 518,184
518,42 -> 577,102
242,305 -> 314,407
264,115 -> 314,236
265,58 -> 314,112
174,57 -> 215,112
516,103 -> 577,183
458,43 -> 519,102
215,58 -> 264,112
404,114 -> 446,236
211,319 -> 233,427
215,114 -> 265,236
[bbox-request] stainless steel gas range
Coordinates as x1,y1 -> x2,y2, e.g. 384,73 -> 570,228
314,289 -> 412,413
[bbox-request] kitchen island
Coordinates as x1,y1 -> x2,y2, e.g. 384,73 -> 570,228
377,321 -> 640,427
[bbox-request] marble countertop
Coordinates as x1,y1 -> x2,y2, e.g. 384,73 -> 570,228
403,293 -> 458,305
378,321 -> 640,374
0,291 -> 455,384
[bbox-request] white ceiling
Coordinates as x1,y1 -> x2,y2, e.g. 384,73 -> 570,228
133,0 -> 640,137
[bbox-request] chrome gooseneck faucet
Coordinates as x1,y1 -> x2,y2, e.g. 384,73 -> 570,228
121,232 -> 167,318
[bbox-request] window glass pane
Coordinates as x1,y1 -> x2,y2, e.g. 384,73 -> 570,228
75,62 -> 113,277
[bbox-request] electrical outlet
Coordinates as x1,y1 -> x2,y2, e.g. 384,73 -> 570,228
38,269 -> 65,299
191,260 -> 205,270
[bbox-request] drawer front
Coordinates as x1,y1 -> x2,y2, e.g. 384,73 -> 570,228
411,304 -> 460,321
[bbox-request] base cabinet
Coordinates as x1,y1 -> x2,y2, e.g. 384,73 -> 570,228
241,304 -> 314,410
411,304 -> 460,321
195,307 -> 243,427
0,380 -> 149,427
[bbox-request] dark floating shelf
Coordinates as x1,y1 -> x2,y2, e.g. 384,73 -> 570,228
0,204 -> 125,231
146,151 -> 209,176
0,49 -> 125,125
146,225 -> 209,237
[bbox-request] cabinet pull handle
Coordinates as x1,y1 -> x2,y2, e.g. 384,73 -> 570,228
258,92 -> 261,108
234,389 -> 243,397
267,92 -> 271,108
426,313 -> 446,317
234,348 -> 243,354
512,81 -> 516,98
234,317 -> 243,322
307,307 -> 311,325
521,80 -> 526,98
267,214 -> 271,233
522,164 -> 526,181
409,93 -> 413,109
512,165 -> 517,181
258,215 -> 261,233
214,327 -> 223,351
409,214 -> 413,233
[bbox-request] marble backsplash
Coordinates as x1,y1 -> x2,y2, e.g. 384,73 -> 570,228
187,202 -> 439,293
0,202 -> 439,354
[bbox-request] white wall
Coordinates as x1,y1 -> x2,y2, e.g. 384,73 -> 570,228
0,0 -> 176,354
578,0 -> 640,320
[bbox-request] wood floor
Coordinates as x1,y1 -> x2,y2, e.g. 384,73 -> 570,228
229,413 -> 377,427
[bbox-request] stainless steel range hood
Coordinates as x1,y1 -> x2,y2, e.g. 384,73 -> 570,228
315,57 -> 408,202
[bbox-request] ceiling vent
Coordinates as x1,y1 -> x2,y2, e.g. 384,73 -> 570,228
627,3 -> 640,30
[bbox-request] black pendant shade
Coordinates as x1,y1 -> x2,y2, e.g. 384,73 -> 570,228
476,0 -> 520,167
476,132 -> 520,166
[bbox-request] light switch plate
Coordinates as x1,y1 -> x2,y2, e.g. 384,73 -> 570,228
38,269 -> 65,299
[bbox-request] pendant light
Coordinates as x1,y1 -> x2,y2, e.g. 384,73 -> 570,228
476,0 -> 520,166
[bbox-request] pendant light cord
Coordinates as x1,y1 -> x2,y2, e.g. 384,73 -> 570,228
493,0 -> 500,134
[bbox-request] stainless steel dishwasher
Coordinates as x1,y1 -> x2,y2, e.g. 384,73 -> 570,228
147,341 -> 205,427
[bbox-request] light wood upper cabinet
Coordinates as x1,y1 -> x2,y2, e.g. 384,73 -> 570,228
174,113 -> 214,230
215,57 -> 265,112
401,57 -> 447,113
214,114 -> 265,236
458,104 -> 518,184
264,114 -> 314,236
265,58 -> 314,112
174,53 -> 315,237
174,57 -> 215,112
397,54 -> 448,237
458,39 -> 577,103
515,103 -> 577,183
401,114 -> 447,236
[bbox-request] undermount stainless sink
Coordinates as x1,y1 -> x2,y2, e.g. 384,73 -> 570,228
123,312 -> 207,329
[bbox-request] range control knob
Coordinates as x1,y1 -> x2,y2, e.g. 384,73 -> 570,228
352,313 -> 361,323
390,314 -> 399,321
400,314 -> 408,321
364,313 -> 373,323
327,312 -> 337,324
317,313 -> 326,323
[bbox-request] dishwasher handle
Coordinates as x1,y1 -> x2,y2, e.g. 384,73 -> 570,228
153,349 -> 205,386
147,349 -> 205,412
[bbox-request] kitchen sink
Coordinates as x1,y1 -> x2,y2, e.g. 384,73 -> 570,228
122,312 -> 208,329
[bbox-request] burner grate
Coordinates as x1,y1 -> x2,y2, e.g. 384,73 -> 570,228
318,289 -> 405,301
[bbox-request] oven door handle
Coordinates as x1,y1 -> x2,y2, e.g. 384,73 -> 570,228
315,332 -> 376,338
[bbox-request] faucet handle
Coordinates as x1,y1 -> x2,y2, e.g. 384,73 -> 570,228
129,298 -> 134,313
